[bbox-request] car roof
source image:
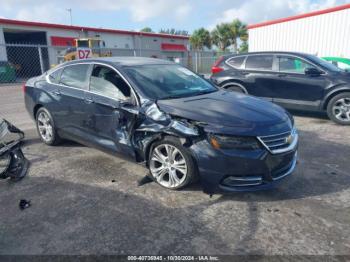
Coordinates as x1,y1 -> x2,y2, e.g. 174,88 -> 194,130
224,51 -> 312,59
62,57 -> 175,67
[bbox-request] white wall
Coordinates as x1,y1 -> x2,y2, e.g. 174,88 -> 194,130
249,8 -> 350,57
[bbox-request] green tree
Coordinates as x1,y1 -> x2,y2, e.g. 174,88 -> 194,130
159,28 -> 189,36
230,19 -> 248,53
140,27 -> 153,33
239,41 -> 248,53
211,23 -> 232,51
190,28 -> 211,50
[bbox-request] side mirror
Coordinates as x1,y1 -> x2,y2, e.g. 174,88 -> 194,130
305,67 -> 323,76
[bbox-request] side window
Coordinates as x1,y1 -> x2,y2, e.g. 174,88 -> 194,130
90,65 -> 131,101
60,64 -> 90,89
278,56 -> 316,73
245,55 -> 273,71
48,68 -> 63,84
227,56 -> 246,69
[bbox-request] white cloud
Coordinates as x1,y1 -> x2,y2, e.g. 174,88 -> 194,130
210,0 -> 348,28
15,4 -> 66,24
72,0 -> 191,22
0,0 -> 192,24
0,0 -> 348,30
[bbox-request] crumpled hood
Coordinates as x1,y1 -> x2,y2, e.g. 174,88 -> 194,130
157,90 -> 293,136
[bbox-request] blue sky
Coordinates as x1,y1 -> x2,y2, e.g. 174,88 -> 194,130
1,0 -> 349,33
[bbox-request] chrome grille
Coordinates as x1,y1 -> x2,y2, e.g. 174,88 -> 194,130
258,128 -> 298,154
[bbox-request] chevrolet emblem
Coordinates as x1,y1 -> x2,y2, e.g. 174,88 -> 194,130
285,135 -> 293,145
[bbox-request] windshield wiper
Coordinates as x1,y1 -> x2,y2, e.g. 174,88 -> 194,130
161,94 -> 187,100
193,90 -> 217,96
161,90 -> 217,100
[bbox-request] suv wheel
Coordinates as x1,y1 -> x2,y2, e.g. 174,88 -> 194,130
36,107 -> 61,145
148,137 -> 197,190
327,92 -> 350,125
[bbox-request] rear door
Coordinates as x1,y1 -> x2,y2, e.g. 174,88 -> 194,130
271,55 -> 326,110
83,64 -> 137,159
57,63 -> 92,140
242,54 -> 277,100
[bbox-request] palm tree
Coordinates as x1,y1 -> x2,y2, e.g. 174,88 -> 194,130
211,23 -> 232,51
230,19 -> 248,53
239,41 -> 248,53
190,28 -> 211,50
140,27 -> 153,33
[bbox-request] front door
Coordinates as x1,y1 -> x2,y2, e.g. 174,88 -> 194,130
84,64 -> 137,159
271,55 -> 326,110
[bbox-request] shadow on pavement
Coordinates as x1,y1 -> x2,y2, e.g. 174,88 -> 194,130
0,176 -> 231,255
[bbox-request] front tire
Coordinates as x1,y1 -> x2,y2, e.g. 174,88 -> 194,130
148,137 -> 197,190
36,107 -> 61,145
327,92 -> 350,125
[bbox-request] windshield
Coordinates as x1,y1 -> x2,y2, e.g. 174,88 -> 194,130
306,55 -> 343,72
124,64 -> 217,100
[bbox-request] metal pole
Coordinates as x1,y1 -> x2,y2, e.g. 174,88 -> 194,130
139,33 -> 142,56
195,52 -> 198,73
66,8 -> 72,26
38,46 -> 45,74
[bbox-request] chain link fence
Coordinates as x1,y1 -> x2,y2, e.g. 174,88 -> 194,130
0,43 -> 232,84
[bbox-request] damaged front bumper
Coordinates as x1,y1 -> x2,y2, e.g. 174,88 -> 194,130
189,139 -> 298,194
0,118 -> 29,180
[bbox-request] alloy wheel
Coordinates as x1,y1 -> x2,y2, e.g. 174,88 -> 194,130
332,97 -> 350,122
149,144 -> 188,188
37,111 -> 53,142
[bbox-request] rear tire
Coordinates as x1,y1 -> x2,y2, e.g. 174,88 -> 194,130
326,92 -> 350,125
36,107 -> 61,145
148,136 -> 198,190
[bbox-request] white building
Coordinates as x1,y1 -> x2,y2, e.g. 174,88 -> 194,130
248,3 -> 350,57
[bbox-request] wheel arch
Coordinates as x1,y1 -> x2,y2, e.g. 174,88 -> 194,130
322,88 -> 350,110
143,134 -> 196,167
33,104 -> 43,119
219,80 -> 248,94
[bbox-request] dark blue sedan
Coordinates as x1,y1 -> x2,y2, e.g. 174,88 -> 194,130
24,57 -> 298,194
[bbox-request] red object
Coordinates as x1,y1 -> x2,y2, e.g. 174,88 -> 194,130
0,18 -> 190,40
51,36 -> 75,46
211,56 -> 224,74
161,43 -> 187,51
22,83 -> 26,93
248,3 -> 350,29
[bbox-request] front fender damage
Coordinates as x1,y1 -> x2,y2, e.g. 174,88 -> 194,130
0,118 -> 29,181
130,101 -> 205,163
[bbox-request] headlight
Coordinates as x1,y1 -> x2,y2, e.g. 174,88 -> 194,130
209,134 -> 261,150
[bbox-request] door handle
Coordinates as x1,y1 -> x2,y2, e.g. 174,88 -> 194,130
241,71 -> 250,75
278,74 -> 287,77
84,98 -> 94,104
